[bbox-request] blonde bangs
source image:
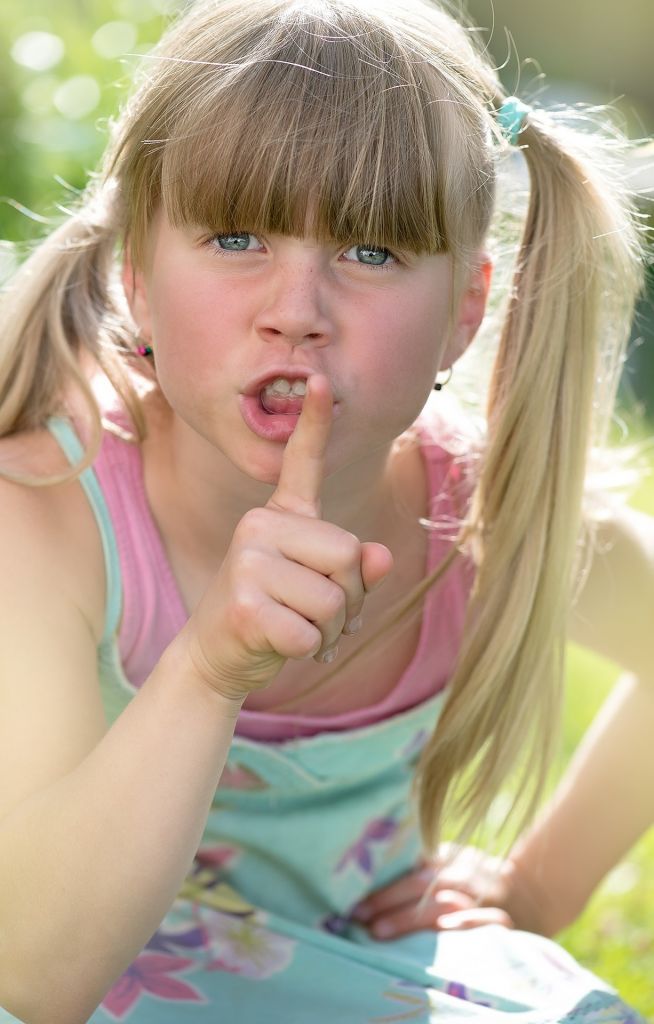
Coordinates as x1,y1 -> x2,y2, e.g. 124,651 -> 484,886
120,1 -> 494,262
161,67 -> 443,254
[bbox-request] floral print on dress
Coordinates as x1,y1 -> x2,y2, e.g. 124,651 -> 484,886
217,762 -> 269,790
444,981 -> 492,1008
196,906 -> 297,979
101,953 -> 207,1019
194,843 -> 243,872
320,912 -> 352,936
179,845 -> 252,917
335,817 -> 399,877
368,976 -> 496,1022
400,729 -> 429,760
369,979 -> 435,1022
180,849 -> 298,981
145,922 -> 208,958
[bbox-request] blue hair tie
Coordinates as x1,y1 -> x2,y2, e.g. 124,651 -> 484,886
497,96 -> 531,146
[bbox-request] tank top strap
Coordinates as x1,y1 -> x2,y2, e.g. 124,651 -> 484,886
47,416 -> 122,649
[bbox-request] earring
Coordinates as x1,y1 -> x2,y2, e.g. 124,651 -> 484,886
136,341 -> 153,357
433,367 -> 453,391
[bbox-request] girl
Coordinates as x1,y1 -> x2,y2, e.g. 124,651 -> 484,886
0,0 -> 650,1021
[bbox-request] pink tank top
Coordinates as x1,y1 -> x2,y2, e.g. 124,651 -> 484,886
91,399 -> 473,740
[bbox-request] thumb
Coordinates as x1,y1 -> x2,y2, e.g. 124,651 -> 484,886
361,542 -> 394,593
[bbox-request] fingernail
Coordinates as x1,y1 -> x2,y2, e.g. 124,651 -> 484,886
344,615 -> 362,635
435,913 -> 462,929
372,920 -> 395,939
321,646 -> 339,664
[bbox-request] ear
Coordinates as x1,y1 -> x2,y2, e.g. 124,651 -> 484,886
439,254 -> 492,371
122,245 -> 153,343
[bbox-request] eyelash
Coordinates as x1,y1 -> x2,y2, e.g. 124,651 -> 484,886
204,234 -> 262,258
203,233 -> 399,270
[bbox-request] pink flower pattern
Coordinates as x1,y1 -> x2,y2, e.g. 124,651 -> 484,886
102,953 -> 206,1019
217,762 -> 268,790
194,843 -> 242,872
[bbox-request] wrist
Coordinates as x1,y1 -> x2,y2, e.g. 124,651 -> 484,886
500,855 -> 556,936
163,632 -> 246,721
504,850 -> 579,937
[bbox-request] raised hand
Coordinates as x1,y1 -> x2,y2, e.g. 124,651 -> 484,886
182,374 -> 394,705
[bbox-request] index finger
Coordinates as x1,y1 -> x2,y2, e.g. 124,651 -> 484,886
267,374 -> 333,518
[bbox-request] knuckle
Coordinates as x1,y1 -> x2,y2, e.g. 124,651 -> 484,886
321,580 -> 346,620
236,507 -> 272,541
288,620 -> 321,659
266,607 -> 320,660
232,545 -> 266,579
227,586 -> 262,632
340,531 -> 362,565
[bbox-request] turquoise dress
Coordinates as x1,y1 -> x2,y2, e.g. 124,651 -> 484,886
1,418 -> 642,1023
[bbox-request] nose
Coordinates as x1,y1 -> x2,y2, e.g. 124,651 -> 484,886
253,259 -> 333,349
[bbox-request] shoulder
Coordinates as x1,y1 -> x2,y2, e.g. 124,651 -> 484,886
415,391 -> 483,457
569,502 -> 654,679
0,431 -> 109,820
0,428 -> 106,646
412,393 -> 481,519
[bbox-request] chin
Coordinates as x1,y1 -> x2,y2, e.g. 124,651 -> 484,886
230,444 -> 286,489
248,464 -> 283,488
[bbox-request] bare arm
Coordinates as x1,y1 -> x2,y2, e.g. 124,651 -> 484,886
1,652 -> 241,1024
506,504 -> 654,933
0,501 -> 242,1024
508,671 -> 654,934
0,378 -> 392,1021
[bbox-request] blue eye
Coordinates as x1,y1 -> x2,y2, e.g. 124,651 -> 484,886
213,232 -> 261,252
344,244 -> 395,267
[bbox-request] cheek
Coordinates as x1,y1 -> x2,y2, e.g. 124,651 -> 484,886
367,291 -> 449,394
147,270 -> 234,382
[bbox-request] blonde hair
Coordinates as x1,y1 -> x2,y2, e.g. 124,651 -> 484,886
0,0 -> 645,848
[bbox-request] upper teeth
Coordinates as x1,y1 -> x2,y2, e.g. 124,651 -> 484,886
264,377 -> 307,397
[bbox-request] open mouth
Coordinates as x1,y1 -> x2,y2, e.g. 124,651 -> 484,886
240,371 -> 336,443
259,376 -> 307,416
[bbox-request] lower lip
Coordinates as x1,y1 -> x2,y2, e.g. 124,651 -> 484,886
239,394 -> 340,443
239,394 -> 303,443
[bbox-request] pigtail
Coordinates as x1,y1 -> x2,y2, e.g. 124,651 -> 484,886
0,184 -> 144,485
415,111 -> 644,852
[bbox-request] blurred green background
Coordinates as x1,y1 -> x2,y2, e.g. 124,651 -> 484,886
0,0 -> 652,1017
465,0 -> 654,423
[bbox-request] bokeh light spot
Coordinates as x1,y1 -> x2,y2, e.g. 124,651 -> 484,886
92,21 -> 138,59
11,31 -> 65,72
53,76 -> 101,120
